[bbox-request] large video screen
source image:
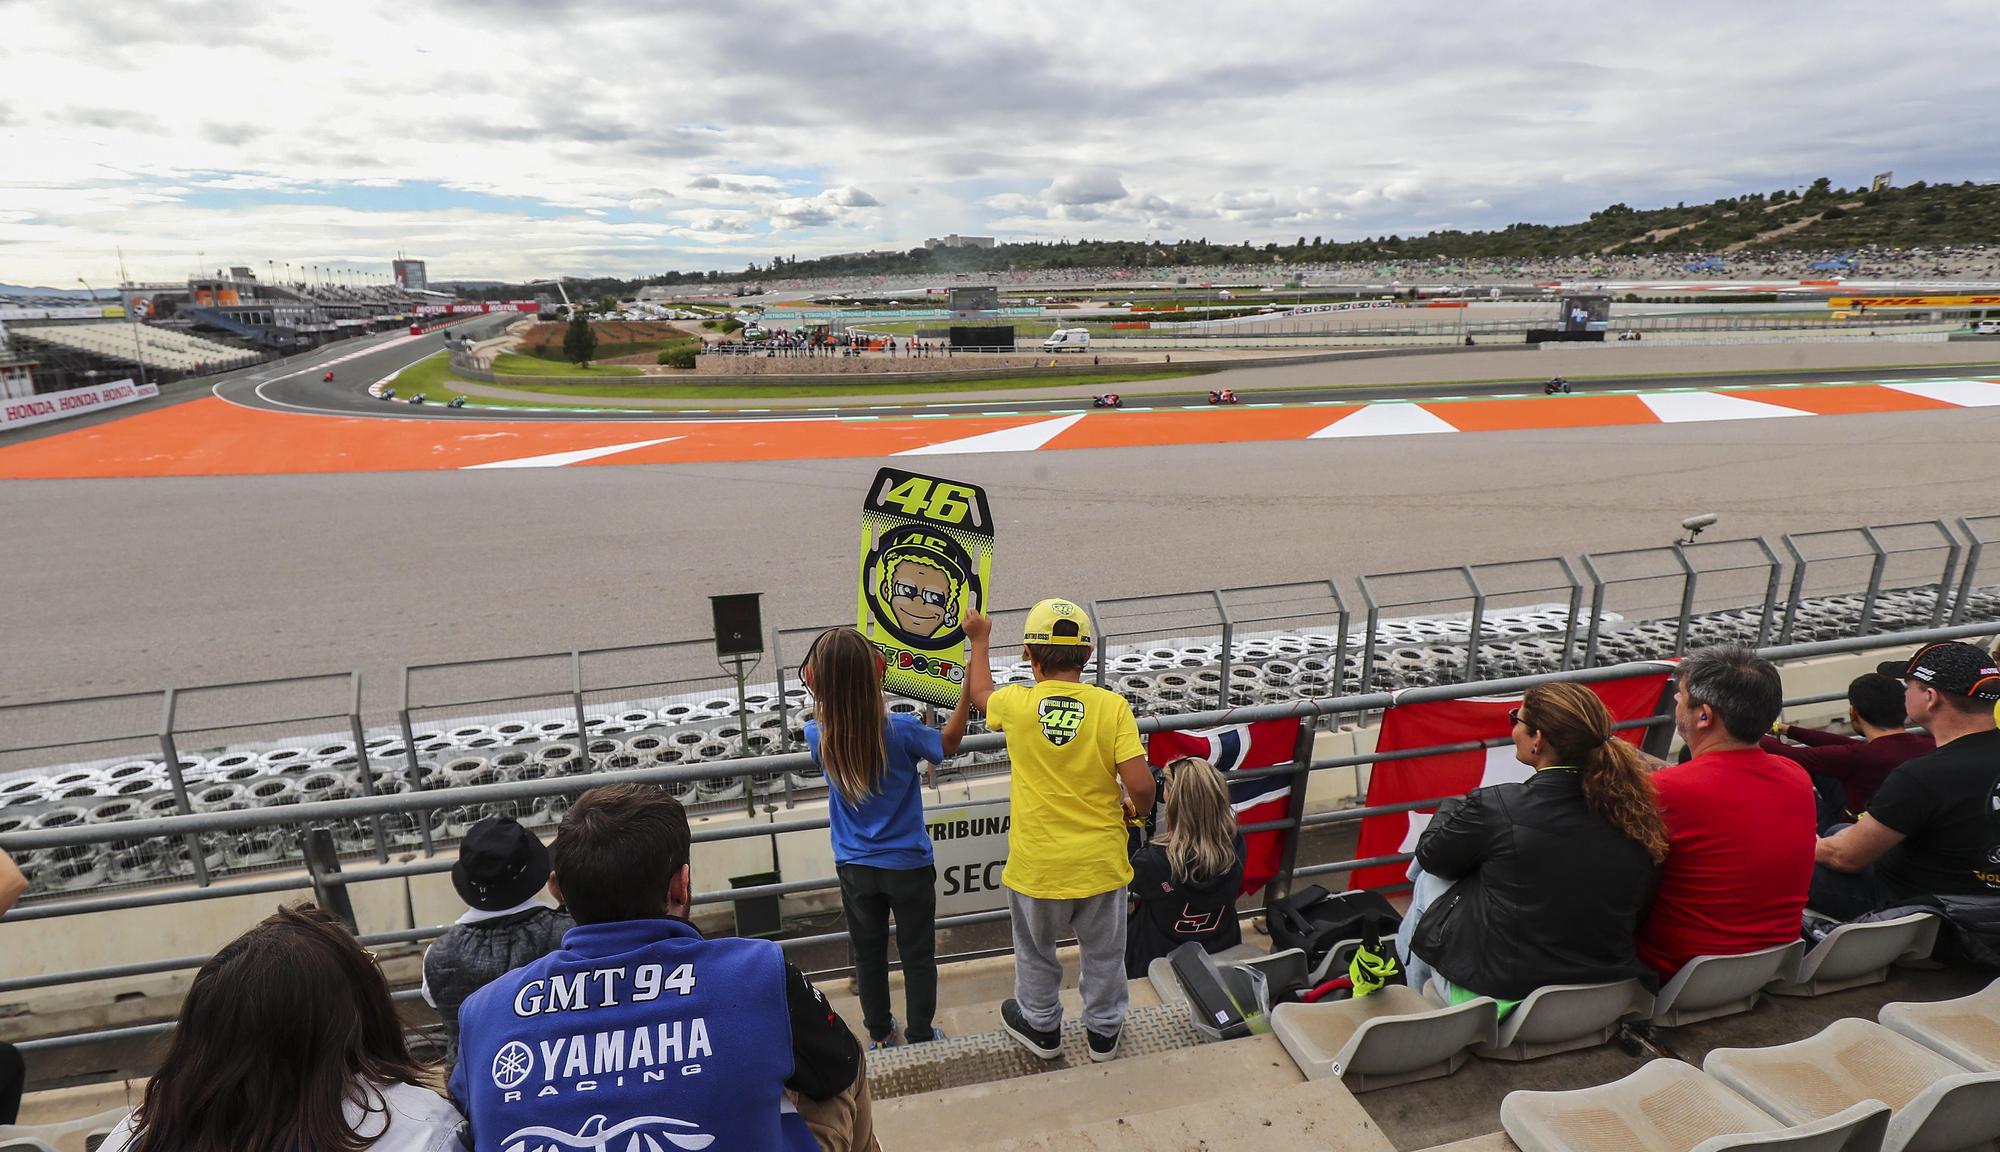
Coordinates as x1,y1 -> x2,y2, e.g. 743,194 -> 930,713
949,286 -> 1000,312
948,325 -> 1014,349
1562,294 -> 1611,333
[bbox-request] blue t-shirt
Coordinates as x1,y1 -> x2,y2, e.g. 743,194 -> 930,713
804,711 -> 941,870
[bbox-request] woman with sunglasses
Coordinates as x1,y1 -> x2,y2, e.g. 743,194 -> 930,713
1394,682 -> 1668,1009
803,626 -> 969,1049
1124,756 -> 1245,977
99,904 -> 465,1152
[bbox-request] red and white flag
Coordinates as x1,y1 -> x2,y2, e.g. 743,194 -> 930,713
1348,669 -> 1674,891
1148,717 -> 1302,897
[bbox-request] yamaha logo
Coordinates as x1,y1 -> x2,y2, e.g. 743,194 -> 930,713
493,1040 -> 534,1089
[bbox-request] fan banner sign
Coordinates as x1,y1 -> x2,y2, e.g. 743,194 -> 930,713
856,467 -> 994,708
1147,717 -> 1303,897
1348,666 -> 1674,891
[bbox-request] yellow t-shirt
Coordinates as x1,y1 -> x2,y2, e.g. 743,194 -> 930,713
987,679 -> 1145,899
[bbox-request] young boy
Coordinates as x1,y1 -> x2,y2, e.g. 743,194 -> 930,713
964,599 -> 1155,1062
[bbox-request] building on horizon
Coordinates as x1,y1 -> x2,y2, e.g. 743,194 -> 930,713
925,234 -> 996,250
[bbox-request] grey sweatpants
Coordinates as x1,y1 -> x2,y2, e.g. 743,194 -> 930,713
1007,885 -> 1129,1035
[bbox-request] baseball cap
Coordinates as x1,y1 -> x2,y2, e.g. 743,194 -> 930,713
452,815 -> 553,911
1023,597 -> 1094,646
1876,641 -> 2000,702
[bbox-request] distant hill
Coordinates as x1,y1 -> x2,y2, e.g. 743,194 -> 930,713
447,176 -> 2000,299
0,284 -> 98,299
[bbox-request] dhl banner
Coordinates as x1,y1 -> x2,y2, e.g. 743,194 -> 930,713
1829,295 -> 2000,309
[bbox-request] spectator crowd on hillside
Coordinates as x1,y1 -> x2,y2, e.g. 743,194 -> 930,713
7,614 -> 1998,1152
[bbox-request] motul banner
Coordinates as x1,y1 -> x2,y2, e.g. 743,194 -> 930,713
1828,295 -> 2000,308
412,301 -> 543,316
1347,667 -> 1674,891
1,379 -> 157,432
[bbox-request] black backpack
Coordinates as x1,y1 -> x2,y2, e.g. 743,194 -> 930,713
1268,885 -> 1401,974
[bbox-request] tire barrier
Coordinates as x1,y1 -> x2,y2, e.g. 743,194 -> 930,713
4,585 -> 1994,899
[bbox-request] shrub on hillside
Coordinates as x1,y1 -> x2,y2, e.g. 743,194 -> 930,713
659,348 -> 698,369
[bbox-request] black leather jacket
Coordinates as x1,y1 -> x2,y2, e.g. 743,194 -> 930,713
1411,767 -> 1660,1000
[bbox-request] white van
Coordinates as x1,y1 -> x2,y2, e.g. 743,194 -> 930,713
1976,320 -> 2000,335
1043,328 -> 1091,352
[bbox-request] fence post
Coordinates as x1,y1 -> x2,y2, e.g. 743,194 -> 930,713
1262,718 -> 1322,912
1461,565 -> 1486,682
155,698 -> 209,888
347,673 -> 388,862
1931,521 -> 1963,630
1670,544 -> 1698,655
570,649 -> 590,750
1858,527 -> 1889,636
398,707 -> 433,856
1213,590 -> 1234,711
304,828 -> 358,933
1953,516 -> 1984,625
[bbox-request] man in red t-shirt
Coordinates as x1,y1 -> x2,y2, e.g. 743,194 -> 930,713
1637,646 -> 1817,980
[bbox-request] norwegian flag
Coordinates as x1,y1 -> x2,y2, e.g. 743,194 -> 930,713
1147,717 -> 1303,897
1347,668 -> 1674,891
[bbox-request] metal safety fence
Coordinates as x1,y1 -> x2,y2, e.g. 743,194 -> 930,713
2,514 -> 1997,906
6,618 -> 1999,1055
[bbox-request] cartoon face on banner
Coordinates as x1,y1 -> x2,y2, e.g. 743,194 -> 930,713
858,468 -> 994,708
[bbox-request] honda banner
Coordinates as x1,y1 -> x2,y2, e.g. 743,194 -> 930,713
1,378 -> 157,432
1348,667 -> 1674,891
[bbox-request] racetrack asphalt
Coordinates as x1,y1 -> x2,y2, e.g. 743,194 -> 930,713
5,389 -> 1996,715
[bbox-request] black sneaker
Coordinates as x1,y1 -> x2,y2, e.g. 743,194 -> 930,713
1000,998 -> 1062,1060
1086,1027 -> 1121,1063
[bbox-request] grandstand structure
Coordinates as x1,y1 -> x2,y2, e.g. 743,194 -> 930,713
2,514 -> 2000,1148
8,321 -> 261,378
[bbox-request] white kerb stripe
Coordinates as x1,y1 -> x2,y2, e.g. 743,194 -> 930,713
1879,380 -> 2000,408
1637,391 -> 1806,423
1308,403 -> 1457,439
463,436 -> 684,469
897,413 -> 1085,456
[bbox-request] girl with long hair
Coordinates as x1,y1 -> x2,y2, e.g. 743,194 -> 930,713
100,904 -> 464,1152
803,626 -> 968,1048
1125,755 -> 1246,976
1397,681 -> 1668,1006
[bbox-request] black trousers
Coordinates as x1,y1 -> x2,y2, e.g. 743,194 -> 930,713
1,1040 -> 23,1125
837,863 -> 938,1042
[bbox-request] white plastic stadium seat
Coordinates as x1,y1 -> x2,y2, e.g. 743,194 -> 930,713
1879,976 -> 2000,1072
0,1108 -> 133,1152
1771,913 -> 1939,997
1502,1059 -> 1889,1152
1651,941 -> 1804,1026
1474,978 -> 1654,1061
1270,984 -> 1498,1092
1704,1017 -> 2000,1152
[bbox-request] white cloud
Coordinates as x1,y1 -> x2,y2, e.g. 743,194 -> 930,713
0,1 -> 1995,282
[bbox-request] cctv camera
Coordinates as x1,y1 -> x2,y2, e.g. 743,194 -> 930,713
1681,513 -> 1719,532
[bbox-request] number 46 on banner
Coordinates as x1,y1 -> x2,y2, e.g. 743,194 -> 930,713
856,468 -> 995,708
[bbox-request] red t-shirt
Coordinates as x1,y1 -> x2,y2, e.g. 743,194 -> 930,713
1636,747 -> 1817,980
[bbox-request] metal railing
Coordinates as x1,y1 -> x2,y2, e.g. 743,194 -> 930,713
6,618 -> 1998,1054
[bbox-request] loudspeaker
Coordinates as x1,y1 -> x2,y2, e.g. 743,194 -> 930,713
710,593 -> 764,657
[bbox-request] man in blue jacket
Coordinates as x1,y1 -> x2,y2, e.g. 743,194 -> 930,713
451,784 -> 866,1152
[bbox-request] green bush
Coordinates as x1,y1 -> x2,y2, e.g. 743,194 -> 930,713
719,317 -> 745,334
700,319 -> 718,330
659,348 -> 698,369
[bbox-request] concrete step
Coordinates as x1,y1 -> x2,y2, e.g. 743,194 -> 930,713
944,1076 -> 1397,1152
875,1032 -> 1340,1151
815,947 -> 1166,1041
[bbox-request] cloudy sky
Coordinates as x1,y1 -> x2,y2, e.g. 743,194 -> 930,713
4,0 -> 1997,287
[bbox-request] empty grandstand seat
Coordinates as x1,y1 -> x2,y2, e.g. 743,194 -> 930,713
1879,976 -> 2000,1072
1270,985 -> 1498,1092
1473,978 -> 1654,1062
1771,914 -> 1940,998
1501,1059 -> 1890,1152
1651,941 -> 1805,1027
0,1109 -> 132,1152
1704,1017 -> 2000,1152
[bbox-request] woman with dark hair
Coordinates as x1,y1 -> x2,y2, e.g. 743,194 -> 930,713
99,905 -> 465,1152
1394,682 -> 1668,1008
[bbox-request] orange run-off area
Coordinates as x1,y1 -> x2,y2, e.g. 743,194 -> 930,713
0,381 -> 1994,480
